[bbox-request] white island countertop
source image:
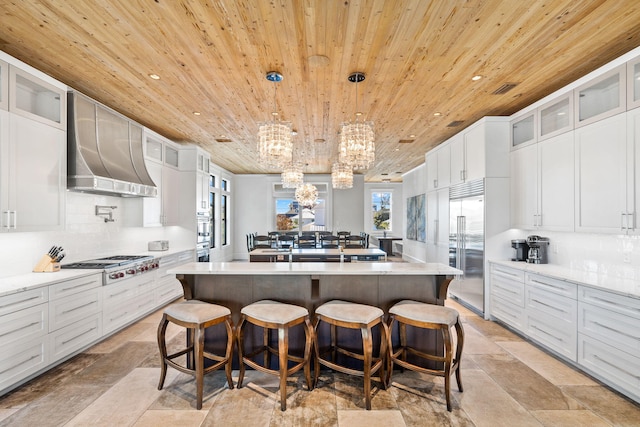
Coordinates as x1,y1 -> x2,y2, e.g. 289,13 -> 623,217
168,261 -> 462,276
490,260 -> 640,299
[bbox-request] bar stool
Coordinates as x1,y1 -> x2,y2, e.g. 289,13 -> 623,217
387,300 -> 464,412
237,300 -> 314,411
313,300 -> 389,410
157,300 -> 234,410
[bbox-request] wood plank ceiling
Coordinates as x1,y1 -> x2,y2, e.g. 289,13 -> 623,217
1,0 -> 640,182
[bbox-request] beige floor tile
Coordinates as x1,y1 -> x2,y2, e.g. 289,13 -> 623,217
457,369 -> 543,427
333,373 -> 397,411
460,322 -> 507,355
0,409 -> 19,422
497,341 -> 598,386
531,409 -> 612,427
561,385 -> 640,427
65,367 -> 178,427
133,410 -> 207,427
337,409 -> 406,427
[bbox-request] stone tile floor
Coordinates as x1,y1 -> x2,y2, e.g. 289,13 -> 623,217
1,299 -> 639,426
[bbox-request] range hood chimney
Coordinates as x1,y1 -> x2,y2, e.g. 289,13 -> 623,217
67,90 -> 157,197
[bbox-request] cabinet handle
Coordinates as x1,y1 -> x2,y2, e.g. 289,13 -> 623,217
62,300 -> 97,315
460,170 -> 465,181
108,289 -> 129,298
0,295 -> 41,310
57,281 -> 97,294
592,320 -> 639,340
530,278 -> 566,292
530,323 -> 563,341
530,297 -> 568,314
496,285 -> 518,295
493,268 -> 520,278
3,211 -> 9,229
587,295 -> 640,313
0,321 -> 40,338
621,213 -> 627,231
62,326 -> 98,345
433,179 -> 438,188
0,353 -> 40,375
593,354 -> 640,380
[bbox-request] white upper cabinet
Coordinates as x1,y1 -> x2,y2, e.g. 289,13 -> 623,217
538,132 -> 575,231
9,66 -> 65,130
510,144 -> 538,229
1,112 -> 66,231
574,114 -> 627,233
425,144 -> 450,191
538,93 -> 573,141
0,59 -> 7,111
575,65 -> 626,128
451,117 -> 509,185
627,107 -> 640,233
511,112 -> 536,148
628,54 -> 640,110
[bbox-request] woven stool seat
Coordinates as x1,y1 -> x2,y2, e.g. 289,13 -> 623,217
314,299 -> 389,410
388,300 -> 464,412
238,300 -> 314,411
157,300 -> 234,410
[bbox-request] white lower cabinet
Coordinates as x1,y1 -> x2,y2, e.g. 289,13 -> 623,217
49,313 -> 102,361
578,287 -> 640,401
0,289 -> 48,392
490,264 -> 526,331
103,274 -> 156,335
525,274 -> 577,361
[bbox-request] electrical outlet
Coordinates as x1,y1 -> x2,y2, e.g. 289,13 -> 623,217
552,244 -> 559,254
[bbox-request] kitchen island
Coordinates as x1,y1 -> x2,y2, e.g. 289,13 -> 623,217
168,262 -> 462,368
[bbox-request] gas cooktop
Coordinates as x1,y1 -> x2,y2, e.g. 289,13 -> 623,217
62,255 -> 153,270
62,255 -> 159,285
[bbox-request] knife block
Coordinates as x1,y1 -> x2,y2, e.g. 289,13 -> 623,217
33,255 -> 61,273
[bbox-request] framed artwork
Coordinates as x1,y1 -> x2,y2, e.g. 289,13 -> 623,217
406,194 -> 425,242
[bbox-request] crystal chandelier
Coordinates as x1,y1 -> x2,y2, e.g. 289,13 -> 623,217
339,72 -> 375,170
257,71 -> 293,167
295,183 -> 318,208
331,162 -> 353,189
281,162 -> 303,188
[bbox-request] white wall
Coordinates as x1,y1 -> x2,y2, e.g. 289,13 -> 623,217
401,164 -> 427,262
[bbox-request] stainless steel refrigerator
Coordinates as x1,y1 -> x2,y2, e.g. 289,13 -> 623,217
448,179 -> 485,314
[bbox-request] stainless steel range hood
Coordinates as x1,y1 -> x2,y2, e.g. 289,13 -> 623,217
67,90 -> 157,197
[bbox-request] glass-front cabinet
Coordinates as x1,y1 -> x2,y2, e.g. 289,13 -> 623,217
575,65 -> 626,128
0,60 -> 7,111
9,66 -> 65,129
628,55 -> 640,110
511,112 -> 536,148
538,94 -> 573,140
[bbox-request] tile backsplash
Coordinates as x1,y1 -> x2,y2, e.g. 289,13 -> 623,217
0,192 -> 193,279
510,229 -> 640,281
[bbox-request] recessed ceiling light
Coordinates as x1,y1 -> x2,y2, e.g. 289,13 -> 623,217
472,75 -> 482,81
409,134 -> 416,138
149,73 -> 160,80
193,111 -> 201,116
433,112 -> 442,116
394,148 -> 400,151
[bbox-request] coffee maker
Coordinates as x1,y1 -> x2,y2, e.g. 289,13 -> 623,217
511,239 -> 529,261
526,235 -> 550,264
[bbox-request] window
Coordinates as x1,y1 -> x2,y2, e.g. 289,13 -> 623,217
221,179 -> 228,191
209,175 -> 215,249
371,191 -> 392,231
275,199 -> 326,231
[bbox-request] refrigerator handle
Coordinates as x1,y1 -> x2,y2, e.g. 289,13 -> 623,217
460,215 -> 466,272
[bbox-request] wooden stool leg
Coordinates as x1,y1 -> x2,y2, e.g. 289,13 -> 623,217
224,317 -> 235,390
379,320 -> 390,389
442,326 -> 453,412
361,325 -> 373,410
330,324 -> 337,363
195,325 -> 205,410
312,317 -> 321,387
454,318 -> 464,392
263,326 -> 271,368
399,322 -> 407,372
237,316 -> 247,388
278,325 -> 289,411
303,317 -> 314,391
157,315 -> 169,390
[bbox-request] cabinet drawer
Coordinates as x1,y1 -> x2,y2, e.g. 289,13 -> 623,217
578,333 -> 640,402
0,288 -> 48,317
49,313 -> 102,361
49,288 -> 101,332
579,287 -> 640,319
49,274 -> 101,300
525,273 -> 577,299
579,301 -> 640,356
0,336 -> 47,393
156,278 -> 182,306
0,303 -> 48,347
102,282 -> 136,307
491,295 -> 525,332
525,285 -> 577,321
492,275 -> 525,307
526,307 -> 577,361
103,299 -> 137,335
491,264 -> 525,282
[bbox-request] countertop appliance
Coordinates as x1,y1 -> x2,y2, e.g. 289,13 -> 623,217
61,255 -> 159,285
449,179 -> 485,314
511,239 -> 529,261
526,235 -> 550,264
